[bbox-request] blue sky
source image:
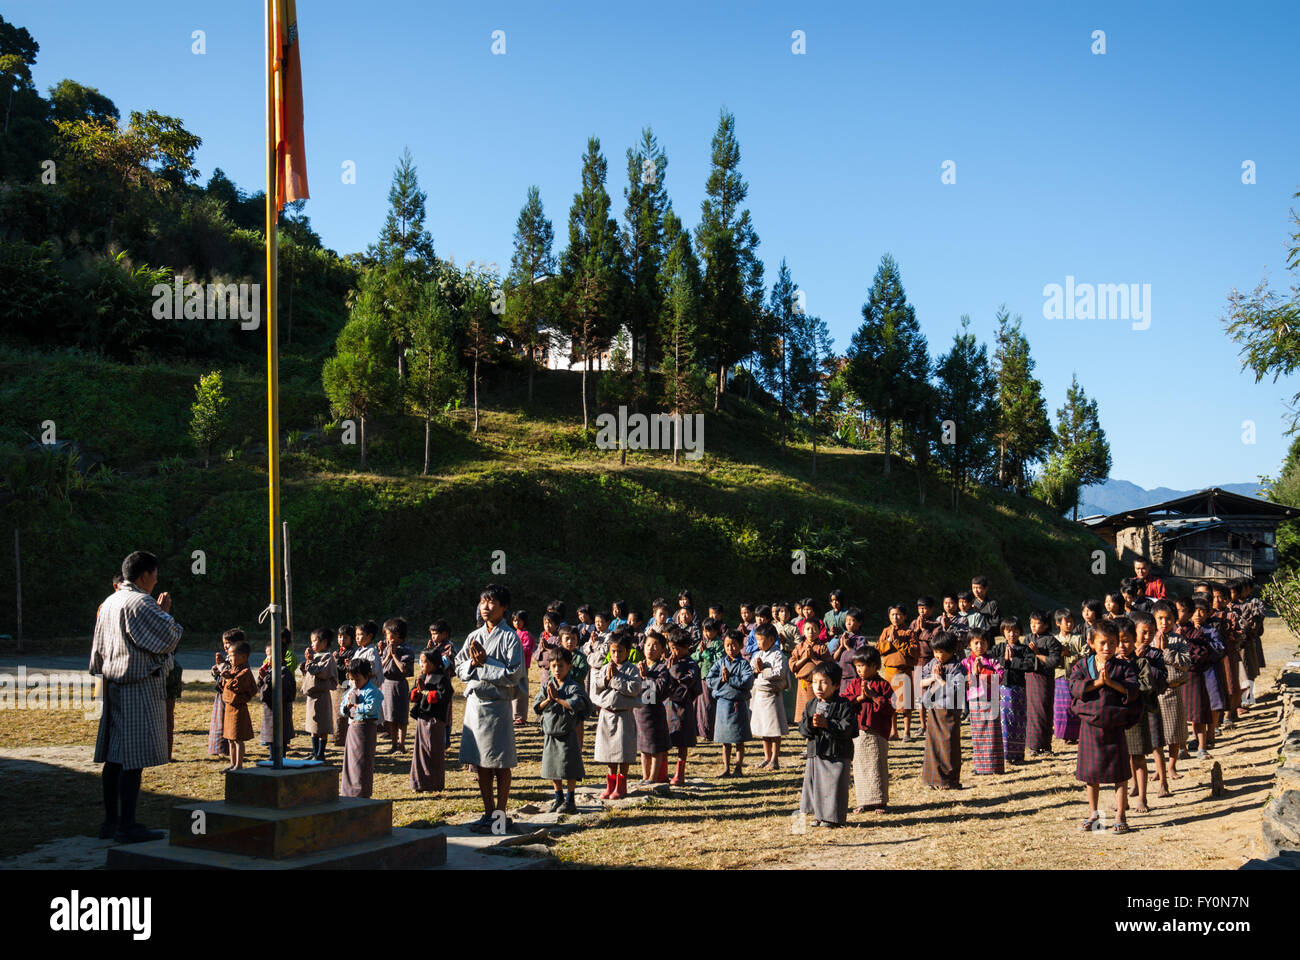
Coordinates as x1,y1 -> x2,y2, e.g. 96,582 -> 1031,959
12,0 -> 1300,490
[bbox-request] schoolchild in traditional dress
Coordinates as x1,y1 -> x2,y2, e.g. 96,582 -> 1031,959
340,659 -> 382,798
1232,577 -> 1266,709
1069,619 -> 1141,835
964,629 -> 1005,775
1103,592 -> 1126,621
256,639 -> 295,752
708,629 -> 756,776
299,628 -> 338,760
221,636 -> 257,771
512,609 -> 538,726
990,617 -> 1036,764
823,590 -> 848,641
1053,608 -> 1087,744
841,645 -> 893,810
350,620 -> 384,739
425,619 -> 455,750
534,647 -> 590,813
1122,612 -> 1168,808
593,629 -> 645,799
1209,584 -> 1242,728
331,624 -> 355,747
877,604 -> 919,740
207,632 -> 235,758
456,583 -> 525,832
379,617 -> 416,753
832,607 -> 869,685
557,626 -> 590,751
410,648 -> 452,793
919,631 -> 966,790
1190,597 -> 1229,750
692,617 -> 725,741
634,629 -> 673,785
970,575 -> 1001,631
750,622 -> 789,770
1150,600 -> 1190,780
664,626 -> 703,785
954,591 -> 989,635
797,663 -> 858,828
1024,610 -> 1063,755
910,596 -> 941,735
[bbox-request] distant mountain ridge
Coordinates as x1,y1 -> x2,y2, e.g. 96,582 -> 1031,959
1078,479 -> 1265,518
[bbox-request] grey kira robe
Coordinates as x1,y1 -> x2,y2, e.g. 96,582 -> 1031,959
593,660 -> 646,764
455,620 -> 525,769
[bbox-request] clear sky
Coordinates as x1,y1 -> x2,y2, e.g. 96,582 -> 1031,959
12,0 -> 1300,490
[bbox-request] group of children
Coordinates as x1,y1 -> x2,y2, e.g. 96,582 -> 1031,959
200,565 -> 1267,837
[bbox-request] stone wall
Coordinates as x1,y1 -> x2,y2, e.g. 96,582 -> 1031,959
1244,662 -> 1300,869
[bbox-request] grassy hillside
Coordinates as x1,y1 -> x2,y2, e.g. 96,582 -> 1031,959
0,346 -> 1117,648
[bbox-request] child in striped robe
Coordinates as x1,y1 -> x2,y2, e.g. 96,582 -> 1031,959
841,645 -> 894,810
1024,610 -> 1062,756
1053,608 -> 1087,744
918,631 -> 966,790
990,617 -> 1037,764
1150,600 -> 1190,784
963,630 -> 1005,775
1070,619 -> 1141,835
1117,615 -> 1167,813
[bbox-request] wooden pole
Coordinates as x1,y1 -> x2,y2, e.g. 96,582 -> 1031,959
283,521 -> 293,635
13,527 -> 21,652
266,0 -> 285,767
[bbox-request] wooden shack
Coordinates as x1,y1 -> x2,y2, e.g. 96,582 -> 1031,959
1081,487 -> 1299,581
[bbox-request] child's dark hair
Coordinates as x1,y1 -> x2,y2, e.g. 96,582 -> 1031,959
1103,591 -> 1125,609
1150,599 -> 1176,617
665,625 -> 691,649
971,574 -> 989,588
310,627 -> 331,646
337,623 -> 355,640
739,601 -> 753,612
222,628 -> 245,645
612,599 -> 627,616
957,590 -> 974,603
547,599 -> 567,621
552,646 -> 573,666
702,617 -> 721,634
1027,609 -> 1049,625
887,602 -> 907,616
828,588 -> 845,603
429,619 -> 450,634
607,627 -> 630,650
1082,599 -> 1105,618
594,609 -> 609,623
754,622 -> 777,643
725,627 -> 747,646
481,583 -> 510,607
280,628 -> 292,644
1053,607 -> 1073,625
231,639 -> 251,656
652,597 -> 669,613
383,616 -> 407,639
916,594 -> 935,608
678,589 -> 693,605
558,624 -> 579,642
1128,610 -> 1155,631
754,603 -> 772,619
1192,596 -> 1212,612
358,619 -> 379,638
1119,577 -> 1142,597
941,590 -> 958,602
810,662 -> 839,684
852,646 -> 882,668
1000,615 -> 1021,632
930,630 -> 959,656
514,609 -> 529,627
1210,582 -> 1230,596
798,596 -> 816,611
577,603 -> 593,618
348,658 -> 372,680
844,606 -> 863,622
1090,619 -> 1120,643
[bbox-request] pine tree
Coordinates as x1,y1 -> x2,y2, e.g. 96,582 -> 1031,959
503,185 -> 556,402
623,127 -> 668,375
559,136 -> 627,431
322,312 -> 398,470
1051,373 -> 1111,519
992,305 -> 1053,493
695,109 -> 763,410
934,315 -> 998,509
843,254 -> 929,476
659,209 -> 706,464
189,370 -> 229,468
759,259 -> 812,451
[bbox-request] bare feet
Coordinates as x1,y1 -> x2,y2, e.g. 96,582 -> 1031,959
1132,802 -> 1149,813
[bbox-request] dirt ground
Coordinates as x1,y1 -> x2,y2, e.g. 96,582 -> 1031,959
1,619 -> 1294,869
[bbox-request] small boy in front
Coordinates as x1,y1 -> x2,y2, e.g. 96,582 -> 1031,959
797,663 -> 858,828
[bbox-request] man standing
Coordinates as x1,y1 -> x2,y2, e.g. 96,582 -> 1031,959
1132,557 -> 1166,599
970,575 -> 1001,631
90,550 -> 182,843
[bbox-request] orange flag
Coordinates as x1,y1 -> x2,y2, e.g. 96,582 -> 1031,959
272,0 -> 308,212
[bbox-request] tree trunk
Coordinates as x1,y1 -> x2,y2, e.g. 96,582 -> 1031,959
715,361 -> 724,411
527,350 -> 534,403
472,350 -> 480,433
360,415 -> 367,469
581,353 -> 589,432
673,417 -> 679,465
883,417 -> 892,475
423,412 -> 430,476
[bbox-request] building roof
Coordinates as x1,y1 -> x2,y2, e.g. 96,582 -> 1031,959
1081,487 -> 1300,533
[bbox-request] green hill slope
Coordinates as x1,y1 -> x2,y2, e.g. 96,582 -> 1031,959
0,347 -> 1117,646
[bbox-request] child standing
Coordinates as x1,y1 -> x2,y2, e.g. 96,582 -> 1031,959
910,596 -> 941,734
340,660 -> 382,798
1053,608 -> 1086,744
1024,610 -> 1063,756
1123,612 -> 1168,808
964,630 -> 1005,775
534,647 -> 590,813
708,629 -> 756,777
832,607 -> 868,682
877,605 -> 919,740
1151,600 -> 1190,780
634,630 -> 673,785
299,628 -> 338,761
557,626 -> 589,750
456,584 -> 525,832
331,624 -> 355,748
207,633 -> 235,759
919,631 -> 967,790
841,646 -> 894,811
256,641 -> 295,752
990,617 -> 1036,764
664,626 -> 703,785
409,648 -> 452,793
693,617 -> 725,741
1070,619 -> 1141,834
797,663 -> 858,828
593,630 -> 645,799
512,610 -> 537,726
750,622 -> 789,770
380,617 -> 416,753
790,617 -> 832,729
221,636 -> 256,771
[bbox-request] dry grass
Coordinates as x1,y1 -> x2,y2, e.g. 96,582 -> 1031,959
2,621 -> 1294,868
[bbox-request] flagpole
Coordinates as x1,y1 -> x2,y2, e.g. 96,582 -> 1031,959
265,0 -> 285,769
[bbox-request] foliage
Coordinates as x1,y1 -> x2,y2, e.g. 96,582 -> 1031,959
189,370 -> 230,468
992,305 -> 1052,493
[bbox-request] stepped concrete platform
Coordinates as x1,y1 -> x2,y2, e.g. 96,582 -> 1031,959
107,763 -> 446,870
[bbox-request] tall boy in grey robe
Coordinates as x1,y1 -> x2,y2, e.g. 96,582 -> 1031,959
456,584 -> 524,832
